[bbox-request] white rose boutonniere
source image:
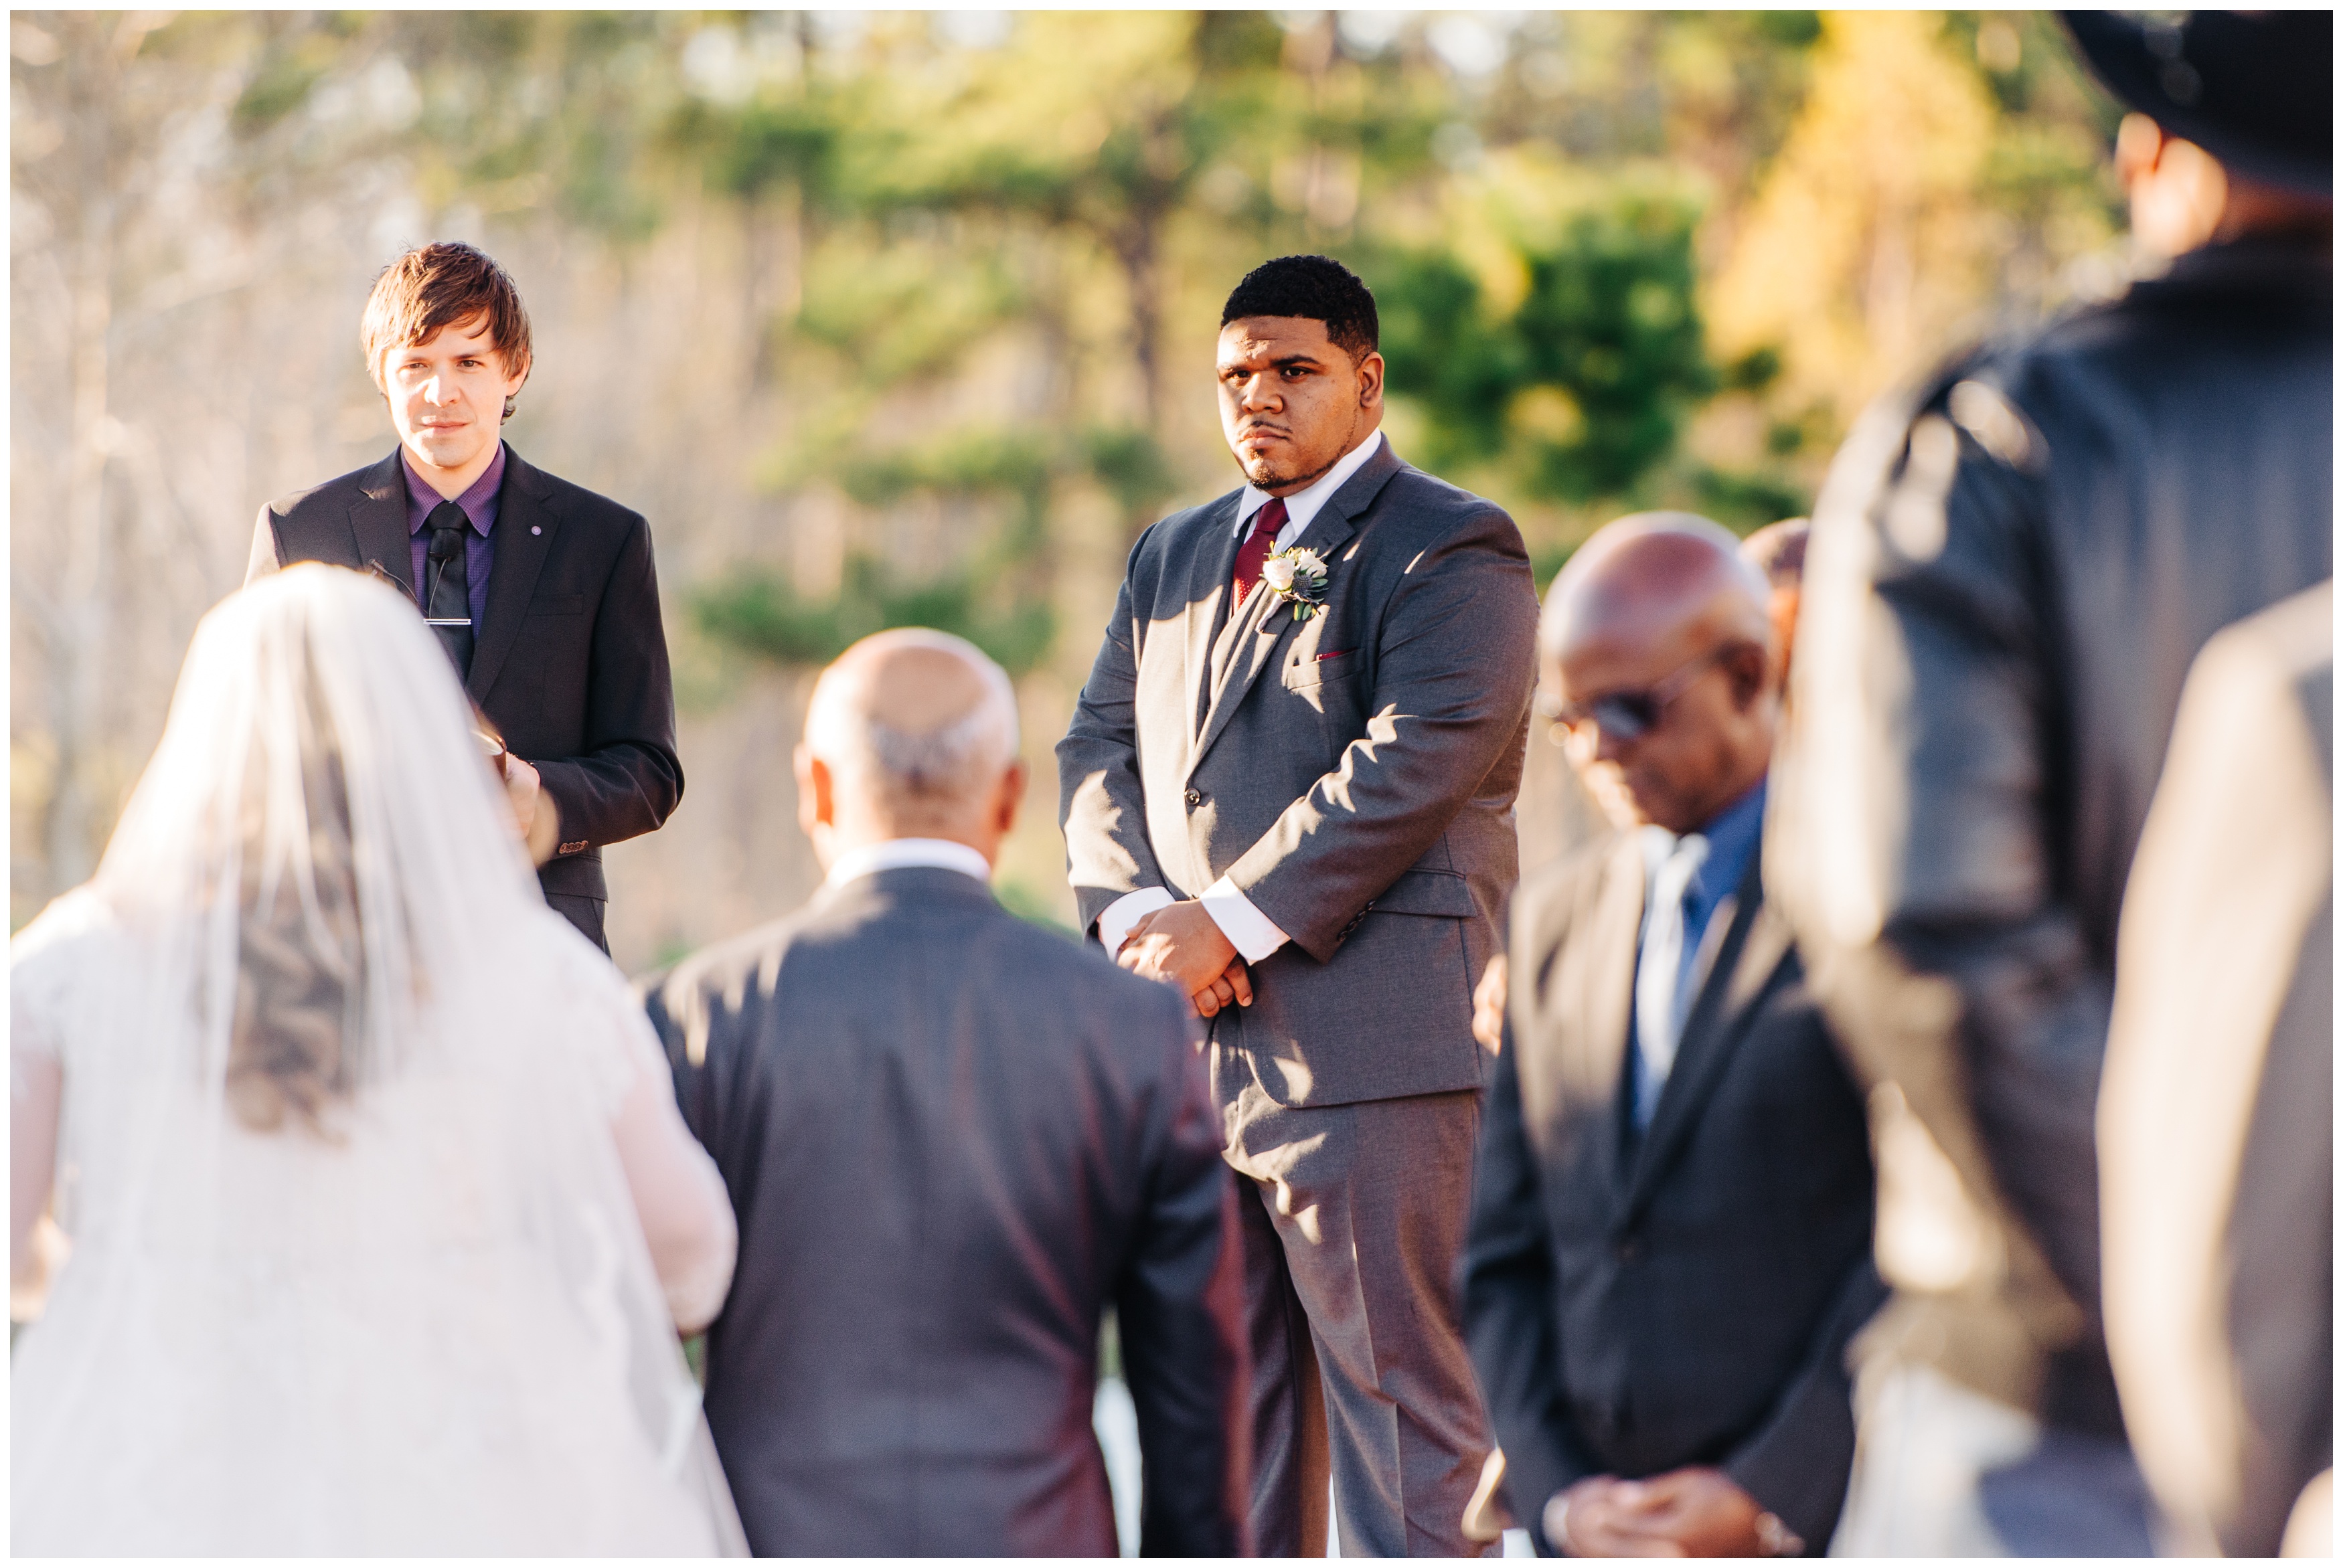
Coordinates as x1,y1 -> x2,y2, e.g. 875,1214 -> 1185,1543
1260,545 -> 1331,620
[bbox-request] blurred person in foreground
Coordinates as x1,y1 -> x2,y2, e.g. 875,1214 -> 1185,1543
248,242 -> 682,954
1464,516 -> 1879,1558
2099,582 -> 2332,1557
1769,10 -> 2332,1554
644,629 -> 1248,1557
1058,255 -> 1539,1555
9,565 -> 741,1554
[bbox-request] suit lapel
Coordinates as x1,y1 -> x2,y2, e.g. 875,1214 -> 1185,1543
1188,439 -> 1402,774
1619,853 -> 1793,1223
1182,495 -> 1247,745
347,450 -> 411,587
1564,835 -> 1645,1205
466,446 -> 558,706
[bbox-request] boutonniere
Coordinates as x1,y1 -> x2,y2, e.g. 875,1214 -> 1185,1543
1260,545 -> 1331,621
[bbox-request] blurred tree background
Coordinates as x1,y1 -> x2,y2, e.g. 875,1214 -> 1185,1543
11,11 -> 2127,966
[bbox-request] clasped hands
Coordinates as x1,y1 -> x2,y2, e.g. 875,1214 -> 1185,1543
1115,899 -> 1253,1019
1544,1467 -> 1771,1558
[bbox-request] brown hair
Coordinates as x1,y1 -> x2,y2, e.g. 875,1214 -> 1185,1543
226,673 -> 363,1138
361,242 -> 534,421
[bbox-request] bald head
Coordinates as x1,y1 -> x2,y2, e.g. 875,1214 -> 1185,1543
1543,512 -> 1774,669
1540,513 -> 1781,834
799,629 -> 1025,865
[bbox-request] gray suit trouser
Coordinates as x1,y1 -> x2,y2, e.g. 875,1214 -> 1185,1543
1224,1081 -> 1496,1557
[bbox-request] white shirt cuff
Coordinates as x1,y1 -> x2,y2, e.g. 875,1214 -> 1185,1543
1202,877 -> 1290,964
1096,887 -> 1176,958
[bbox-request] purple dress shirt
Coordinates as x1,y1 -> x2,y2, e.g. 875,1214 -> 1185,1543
402,441 -> 504,630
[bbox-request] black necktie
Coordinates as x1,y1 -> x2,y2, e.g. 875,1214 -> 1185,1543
423,500 -> 474,678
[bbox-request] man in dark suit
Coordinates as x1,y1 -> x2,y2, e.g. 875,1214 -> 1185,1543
1769,13 -> 2329,1553
1465,515 -> 1880,1557
246,242 -> 680,952
645,628 -> 1248,1557
1058,255 -> 1540,1555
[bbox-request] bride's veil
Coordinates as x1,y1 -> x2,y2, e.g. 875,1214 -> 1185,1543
16,564 -> 739,1551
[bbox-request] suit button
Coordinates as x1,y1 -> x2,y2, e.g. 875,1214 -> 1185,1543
1184,788 -> 1204,808
1612,1235 -> 1643,1264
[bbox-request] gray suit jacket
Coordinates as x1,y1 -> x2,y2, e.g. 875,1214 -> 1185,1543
1056,438 -> 1540,1108
641,867 -> 1250,1558
1465,837 -> 1881,1555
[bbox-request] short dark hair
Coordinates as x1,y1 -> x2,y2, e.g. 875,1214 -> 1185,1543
362,242 -> 534,420
1220,254 -> 1379,361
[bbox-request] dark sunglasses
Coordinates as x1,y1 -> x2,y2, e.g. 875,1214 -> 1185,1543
1538,644 -> 1735,744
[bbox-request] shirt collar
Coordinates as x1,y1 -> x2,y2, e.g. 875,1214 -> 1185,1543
1688,777 -> 1768,901
1637,776 -> 1769,900
1233,427 -> 1384,539
822,837 -> 993,890
404,441 -> 507,537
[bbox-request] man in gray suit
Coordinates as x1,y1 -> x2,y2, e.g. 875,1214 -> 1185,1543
1058,255 -> 1541,1555
646,629 -> 1248,1557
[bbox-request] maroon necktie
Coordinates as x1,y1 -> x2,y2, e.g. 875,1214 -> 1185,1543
1232,496 -> 1289,608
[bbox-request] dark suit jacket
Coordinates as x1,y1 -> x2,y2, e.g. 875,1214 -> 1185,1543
641,867 -> 1250,1557
246,446 -> 682,907
1770,236 -> 2330,1429
1057,438 -> 1540,1108
1464,835 -> 1882,1555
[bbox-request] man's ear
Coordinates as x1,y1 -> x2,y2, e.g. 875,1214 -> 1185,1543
1726,640 -> 1772,709
993,758 -> 1029,839
795,746 -> 833,840
1357,349 -> 1386,410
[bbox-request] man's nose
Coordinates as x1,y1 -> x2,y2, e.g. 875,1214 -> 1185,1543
422,374 -> 453,405
1239,373 -> 1279,410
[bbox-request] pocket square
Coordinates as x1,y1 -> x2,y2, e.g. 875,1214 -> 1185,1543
1316,648 -> 1356,661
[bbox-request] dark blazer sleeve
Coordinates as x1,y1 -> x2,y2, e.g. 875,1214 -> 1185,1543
1224,506 -> 1538,960
533,511 -> 684,853
1058,537 -> 1174,937
1720,1255 -> 1886,1551
1115,988 -> 1249,1557
1772,380 -> 2103,1335
1464,1030 -> 1599,1555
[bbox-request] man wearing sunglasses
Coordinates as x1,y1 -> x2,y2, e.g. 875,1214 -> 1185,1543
1463,513 -> 1880,1557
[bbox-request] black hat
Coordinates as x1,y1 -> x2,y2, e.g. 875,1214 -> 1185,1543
2059,11 -> 2331,196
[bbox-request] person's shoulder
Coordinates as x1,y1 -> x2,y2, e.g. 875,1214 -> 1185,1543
1373,454 -> 1522,547
504,450 -> 647,534
1133,488 -> 1242,563
637,906 -> 822,1029
10,886 -> 116,968
265,453 -> 397,522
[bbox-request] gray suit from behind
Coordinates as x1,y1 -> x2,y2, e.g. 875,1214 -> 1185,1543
1058,438 -> 1540,1554
641,867 -> 1248,1557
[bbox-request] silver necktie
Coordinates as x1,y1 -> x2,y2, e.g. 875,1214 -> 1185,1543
1633,829 -> 1710,1128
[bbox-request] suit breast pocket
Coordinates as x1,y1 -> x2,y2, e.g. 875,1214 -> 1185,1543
528,594 -> 587,616
1281,646 -> 1359,691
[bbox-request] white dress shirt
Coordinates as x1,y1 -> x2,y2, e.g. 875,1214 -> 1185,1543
825,837 -> 993,889
1095,429 -> 1387,966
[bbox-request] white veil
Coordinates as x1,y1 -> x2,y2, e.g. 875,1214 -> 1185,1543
11,564 -> 741,1554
